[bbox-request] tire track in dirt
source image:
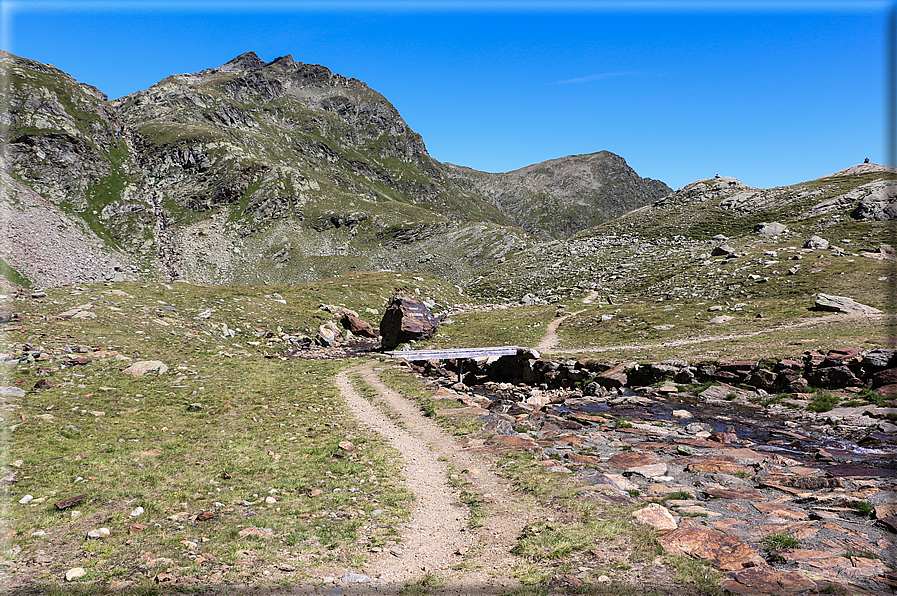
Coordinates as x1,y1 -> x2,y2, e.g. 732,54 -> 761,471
334,361 -> 545,594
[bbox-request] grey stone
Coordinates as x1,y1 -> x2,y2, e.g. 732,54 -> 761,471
804,235 -> 830,250
341,572 -> 371,584
814,293 -> 882,315
755,222 -> 787,236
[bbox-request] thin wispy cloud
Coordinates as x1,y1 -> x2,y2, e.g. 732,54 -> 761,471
553,70 -> 648,84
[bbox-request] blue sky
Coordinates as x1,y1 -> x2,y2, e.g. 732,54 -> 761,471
3,1 -> 893,190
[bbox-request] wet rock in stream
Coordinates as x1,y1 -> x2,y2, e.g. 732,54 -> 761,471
405,349 -> 897,595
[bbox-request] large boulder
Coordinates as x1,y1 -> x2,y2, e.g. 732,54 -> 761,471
755,221 -> 787,237
379,293 -> 438,350
814,293 -> 882,315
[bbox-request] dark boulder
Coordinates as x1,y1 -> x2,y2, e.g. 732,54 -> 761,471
774,369 -> 808,393
746,369 -> 777,391
806,365 -> 862,389
872,368 -> 897,389
821,347 -> 863,368
379,293 -> 438,350
861,349 -> 895,370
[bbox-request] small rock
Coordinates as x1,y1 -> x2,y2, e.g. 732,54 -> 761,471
342,572 -> 371,584
187,403 -> 202,411
804,235 -> 830,250
709,315 -> 734,324
65,567 -> 86,581
627,462 -> 668,478
122,361 -> 168,376
87,527 -> 111,539
814,293 -> 882,315
18,494 -> 33,504
672,409 -> 693,419
129,506 -> 144,518
756,222 -> 787,237
54,494 -> 85,510
657,527 -> 764,571
633,503 -> 678,530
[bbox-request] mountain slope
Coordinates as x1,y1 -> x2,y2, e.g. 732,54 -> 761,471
445,152 -> 671,238
468,167 -> 897,304
1,50 -> 670,288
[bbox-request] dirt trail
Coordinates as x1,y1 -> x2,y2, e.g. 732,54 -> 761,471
582,290 -> 601,304
537,309 -> 585,353
333,361 -> 546,594
554,312 -> 895,355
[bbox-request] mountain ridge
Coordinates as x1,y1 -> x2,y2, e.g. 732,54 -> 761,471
1,50 -> 671,287
3,50 -> 893,297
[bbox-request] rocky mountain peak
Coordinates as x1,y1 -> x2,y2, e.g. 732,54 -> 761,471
269,54 -> 296,67
218,51 -> 266,72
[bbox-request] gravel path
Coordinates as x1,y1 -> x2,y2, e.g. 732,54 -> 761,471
333,361 -> 545,594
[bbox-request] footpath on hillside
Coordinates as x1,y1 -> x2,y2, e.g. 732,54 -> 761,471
330,361 -> 551,594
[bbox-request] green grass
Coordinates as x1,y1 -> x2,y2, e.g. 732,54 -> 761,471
400,572 -> 448,595
1,279 -> 431,590
655,491 -> 695,503
808,391 -> 841,413
0,255 -> 32,288
665,555 -> 726,596
512,521 -> 594,560
761,532 -> 801,551
852,501 -> 875,517
419,305 -> 557,349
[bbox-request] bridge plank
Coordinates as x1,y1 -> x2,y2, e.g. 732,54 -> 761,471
383,346 -> 525,361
